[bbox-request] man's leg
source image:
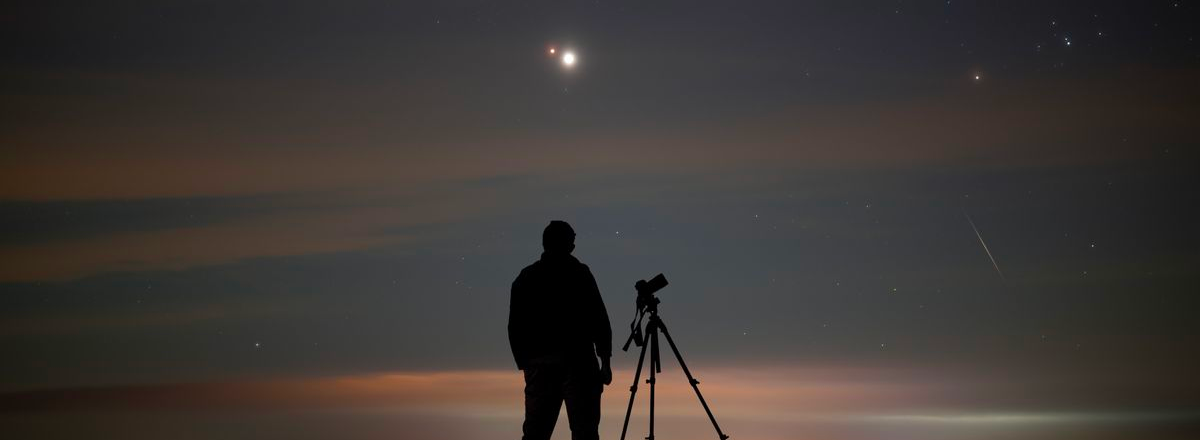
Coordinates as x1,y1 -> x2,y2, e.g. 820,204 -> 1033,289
563,361 -> 602,440
523,365 -> 565,440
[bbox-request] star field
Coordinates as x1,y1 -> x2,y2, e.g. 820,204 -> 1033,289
1,1 -> 1198,440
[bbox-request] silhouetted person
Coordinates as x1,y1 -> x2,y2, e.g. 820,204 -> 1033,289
509,220 -> 613,440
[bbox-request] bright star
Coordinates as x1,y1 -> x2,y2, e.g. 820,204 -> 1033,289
562,51 -> 576,67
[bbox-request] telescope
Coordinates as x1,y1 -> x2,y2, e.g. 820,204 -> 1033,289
633,273 -> 667,315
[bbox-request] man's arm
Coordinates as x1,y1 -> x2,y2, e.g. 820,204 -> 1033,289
508,271 -> 529,370
584,267 -> 613,384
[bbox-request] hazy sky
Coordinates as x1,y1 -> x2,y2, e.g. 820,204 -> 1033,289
2,1 -> 1198,439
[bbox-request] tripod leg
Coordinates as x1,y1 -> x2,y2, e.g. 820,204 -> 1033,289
647,324 -> 658,440
657,321 -> 730,440
619,327 -> 651,440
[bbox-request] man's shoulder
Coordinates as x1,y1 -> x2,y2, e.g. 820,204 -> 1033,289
516,259 -> 560,277
516,261 -> 540,279
517,258 -> 590,277
524,258 -> 550,271
564,255 -> 590,269
567,257 -> 595,278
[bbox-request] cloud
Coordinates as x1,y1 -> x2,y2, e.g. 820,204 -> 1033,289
3,367 -> 1195,440
0,302 -> 294,337
0,181 -> 518,281
0,201 -> 406,281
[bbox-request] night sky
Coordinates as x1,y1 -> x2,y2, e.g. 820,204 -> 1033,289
2,1 -> 1199,439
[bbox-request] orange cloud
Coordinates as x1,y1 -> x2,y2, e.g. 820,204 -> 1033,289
0,366 -> 958,416
4,367 -> 1195,440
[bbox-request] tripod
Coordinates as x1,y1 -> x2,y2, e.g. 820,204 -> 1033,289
618,289 -> 729,440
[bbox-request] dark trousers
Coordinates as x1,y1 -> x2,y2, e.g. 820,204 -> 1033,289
521,358 -> 602,440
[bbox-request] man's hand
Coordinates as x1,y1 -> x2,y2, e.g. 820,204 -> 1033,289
600,357 -> 613,386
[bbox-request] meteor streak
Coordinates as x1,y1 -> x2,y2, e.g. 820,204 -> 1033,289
964,211 -> 1005,280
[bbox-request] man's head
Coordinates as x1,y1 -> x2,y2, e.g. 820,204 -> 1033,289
542,220 -> 576,255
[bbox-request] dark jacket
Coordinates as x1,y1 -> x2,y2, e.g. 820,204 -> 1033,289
508,252 -> 612,370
